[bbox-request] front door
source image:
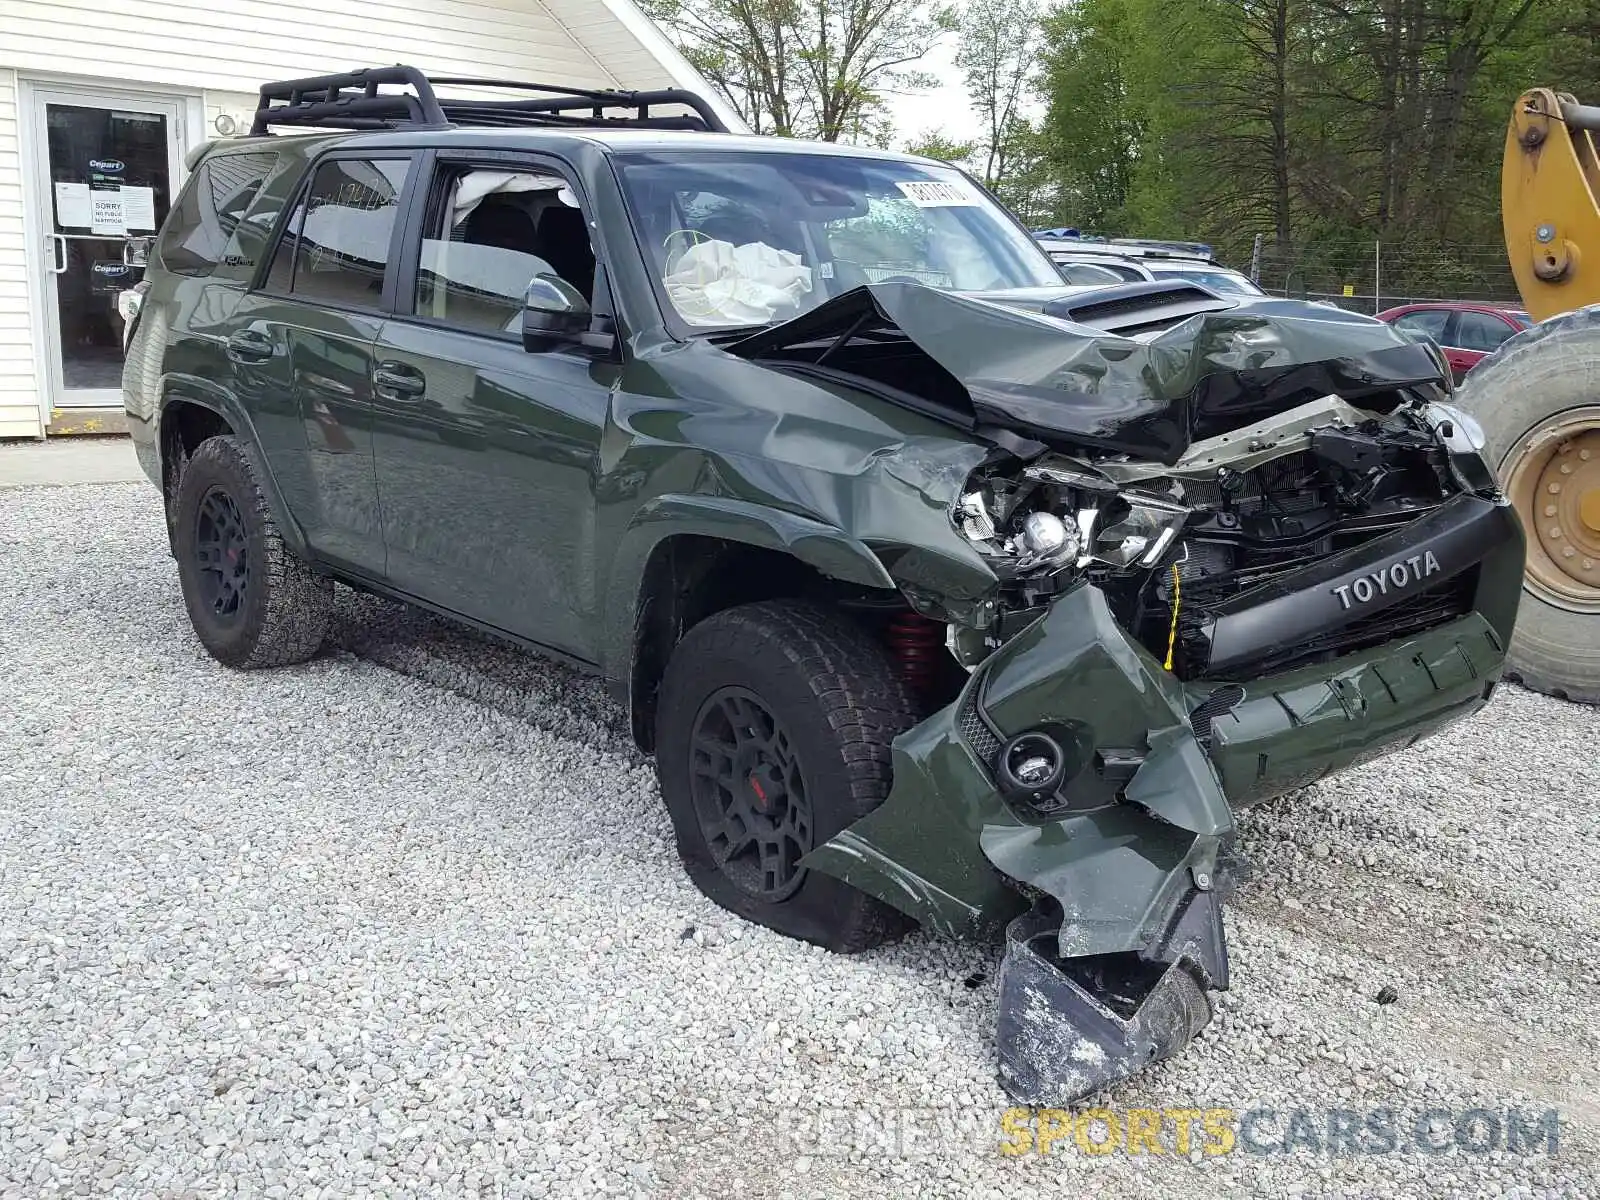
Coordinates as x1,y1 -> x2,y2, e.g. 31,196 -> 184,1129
370,155 -> 610,660
25,86 -> 184,409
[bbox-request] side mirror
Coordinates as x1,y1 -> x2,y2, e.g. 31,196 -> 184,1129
523,273 -> 591,350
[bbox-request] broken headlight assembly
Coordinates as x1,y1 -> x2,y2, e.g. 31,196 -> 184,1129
956,458 -> 1192,596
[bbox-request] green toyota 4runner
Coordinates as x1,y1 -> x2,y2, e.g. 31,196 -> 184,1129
123,67 -> 1524,1103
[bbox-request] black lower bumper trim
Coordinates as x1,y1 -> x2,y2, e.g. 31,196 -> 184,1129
996,900 -> 1217,1105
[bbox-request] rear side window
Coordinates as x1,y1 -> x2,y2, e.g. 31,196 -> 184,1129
1453,310 -> 1515,353
156,151 -> 279,277
263,157 -> 411,309
1392,309 -> 1451,341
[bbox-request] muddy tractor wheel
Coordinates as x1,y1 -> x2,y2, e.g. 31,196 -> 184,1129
1452,305 -> 1600,703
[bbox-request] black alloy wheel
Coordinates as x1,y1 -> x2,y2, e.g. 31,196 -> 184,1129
171,435 -> 332,669
193,487 -> 251,622
654,599 -> 919,952
689,685 -> 813,901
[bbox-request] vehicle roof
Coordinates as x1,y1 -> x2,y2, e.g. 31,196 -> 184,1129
208,125 -> 943,165
1142,260 -> 1245,272
1037,247 -> 1154,266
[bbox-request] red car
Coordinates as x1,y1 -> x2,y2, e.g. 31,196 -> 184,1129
1377,302 -> 1533,382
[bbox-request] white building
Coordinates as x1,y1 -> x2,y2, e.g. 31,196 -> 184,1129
0,0 -> 737,438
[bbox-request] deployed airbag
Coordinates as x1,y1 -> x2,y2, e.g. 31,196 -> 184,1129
665,238 -> 815,326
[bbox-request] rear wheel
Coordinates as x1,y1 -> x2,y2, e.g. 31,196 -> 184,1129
172,435 -> 332,668
655,600 -> 917,952
1453,306 -> 1600,702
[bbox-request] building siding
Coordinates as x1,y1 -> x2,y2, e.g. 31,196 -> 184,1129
0,68 -> 41,438
0,0 -> 733,436
1,0 -> 626,96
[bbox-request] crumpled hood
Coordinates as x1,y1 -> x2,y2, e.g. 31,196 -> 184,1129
727,282 -> 1447,465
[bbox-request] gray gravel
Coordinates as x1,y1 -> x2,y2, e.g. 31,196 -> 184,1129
1,481 -> 1596,1198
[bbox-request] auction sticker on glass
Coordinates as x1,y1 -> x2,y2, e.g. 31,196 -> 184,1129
894,180 -> 979,207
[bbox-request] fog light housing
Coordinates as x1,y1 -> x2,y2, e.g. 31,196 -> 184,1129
996,731 -> 1067,804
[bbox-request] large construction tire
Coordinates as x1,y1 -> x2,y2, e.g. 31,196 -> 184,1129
1453,305 -> 1600,703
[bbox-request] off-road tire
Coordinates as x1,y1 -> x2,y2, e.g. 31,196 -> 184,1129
1453,306 -> 1600,703
172,435 -> 332,669
656,600 -> 918,952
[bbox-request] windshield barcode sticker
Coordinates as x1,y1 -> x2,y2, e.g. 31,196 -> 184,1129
894,180 -> 978,207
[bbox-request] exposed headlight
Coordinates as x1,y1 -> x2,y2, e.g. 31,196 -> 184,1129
1429,402 -> 1486,452
956,478 -> 1187,580
1015,510 -> 1080,571
1089,493 -> 1189,568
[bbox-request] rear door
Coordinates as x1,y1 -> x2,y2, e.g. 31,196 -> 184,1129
228,152 -> 416,575
1450,310 -> 1519,378
368,151 -> 614,660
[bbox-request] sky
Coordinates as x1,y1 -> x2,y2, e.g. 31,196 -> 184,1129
881,34 -> 980,148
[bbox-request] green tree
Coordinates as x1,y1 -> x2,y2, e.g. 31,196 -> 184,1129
1034,0 -> 1147,233
642,0 -> 957,141
903,129 -> 979,165
955,0 -> 1045,189
1033,0 -> 1558,299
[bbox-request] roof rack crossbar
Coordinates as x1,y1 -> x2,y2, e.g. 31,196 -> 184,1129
250,65 -> 729,136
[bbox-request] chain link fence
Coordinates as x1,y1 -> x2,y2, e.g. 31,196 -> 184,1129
1212,236 -> 1522,313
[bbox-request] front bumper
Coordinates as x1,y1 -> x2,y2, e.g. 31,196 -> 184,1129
803,494 -> 1522,1101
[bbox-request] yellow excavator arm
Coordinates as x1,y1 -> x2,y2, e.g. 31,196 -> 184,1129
1504,89 -> 1600,322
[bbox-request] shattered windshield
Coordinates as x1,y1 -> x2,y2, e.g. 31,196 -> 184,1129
612,150 -> 1062,330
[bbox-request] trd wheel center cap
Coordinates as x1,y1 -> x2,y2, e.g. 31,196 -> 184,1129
746,763 -> 784,813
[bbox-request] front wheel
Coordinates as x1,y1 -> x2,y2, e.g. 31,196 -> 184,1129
172,435 -> 332,669
655,600 -> 918,952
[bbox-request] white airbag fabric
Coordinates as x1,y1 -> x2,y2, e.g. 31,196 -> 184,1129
664,239 -> 814,325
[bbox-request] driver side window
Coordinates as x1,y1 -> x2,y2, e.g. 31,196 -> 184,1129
413,166 -> 596,338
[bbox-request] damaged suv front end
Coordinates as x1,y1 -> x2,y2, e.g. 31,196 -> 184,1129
728,280 -> 1522,1103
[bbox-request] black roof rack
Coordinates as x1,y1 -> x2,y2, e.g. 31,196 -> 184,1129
249,64 -> 730,136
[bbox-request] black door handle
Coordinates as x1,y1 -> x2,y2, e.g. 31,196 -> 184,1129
372,361 -> 426,398
225,329 -> 273,363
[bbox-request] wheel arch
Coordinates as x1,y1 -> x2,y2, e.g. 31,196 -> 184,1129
606,496 -> 904,751
157,383 -> 308,558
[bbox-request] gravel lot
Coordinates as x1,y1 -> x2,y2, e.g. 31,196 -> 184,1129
1,480 -> 1596,1198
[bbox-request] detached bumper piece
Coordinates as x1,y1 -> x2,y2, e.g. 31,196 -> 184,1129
996,892 -> 1224,1105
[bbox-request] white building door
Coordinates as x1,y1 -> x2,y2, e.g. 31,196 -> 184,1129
23,85 -> 185,410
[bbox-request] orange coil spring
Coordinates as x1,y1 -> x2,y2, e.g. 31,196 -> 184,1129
886,612 -> 944,694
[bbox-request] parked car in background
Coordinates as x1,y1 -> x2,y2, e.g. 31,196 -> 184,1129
1377,303 -> 1534,382
1052,259 -> 1128,286
1141,260 -> 1264,296
1034,232 -> 1265,296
